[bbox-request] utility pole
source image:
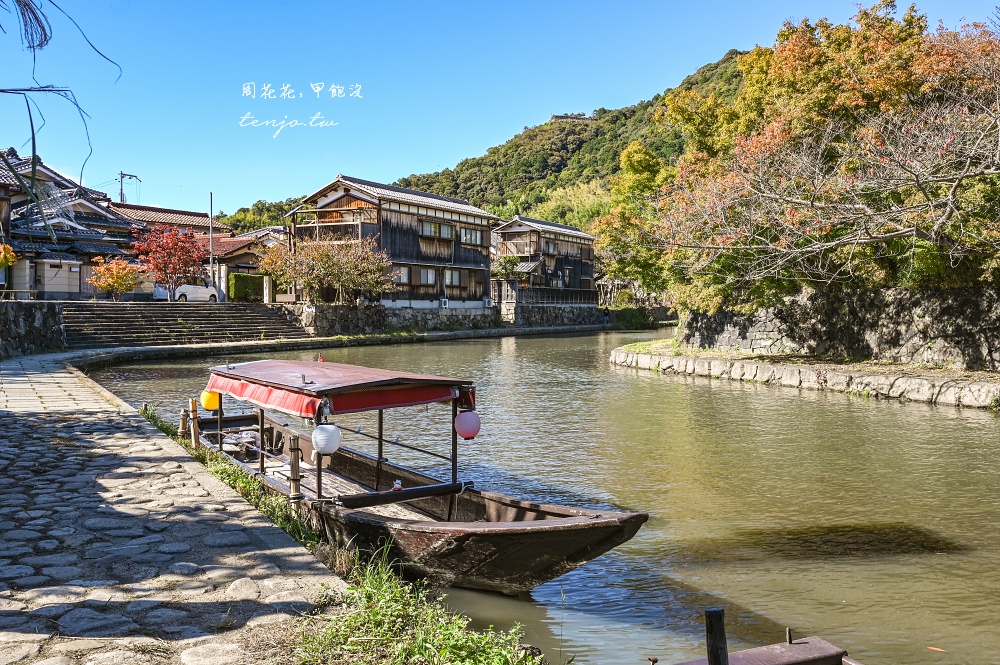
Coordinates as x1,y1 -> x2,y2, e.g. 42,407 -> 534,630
209,192 -> 215,291
118,172 -> 141,203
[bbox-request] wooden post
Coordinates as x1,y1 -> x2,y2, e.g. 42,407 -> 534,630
188,398 -> 200,447
289,433 -> 303,506
449,399 -> 458,521
706,607 -> 729,665
316,453 -> 323,499
179,409 -> 189,439
216,401 -> 224,448
258,408 -> 266,475
451,399 -> 458,483
376,409 -> 384,491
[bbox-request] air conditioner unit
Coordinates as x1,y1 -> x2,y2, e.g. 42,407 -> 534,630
440,298 -> 449,308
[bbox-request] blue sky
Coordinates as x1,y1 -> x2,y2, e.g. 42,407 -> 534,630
0,0 -> 993,215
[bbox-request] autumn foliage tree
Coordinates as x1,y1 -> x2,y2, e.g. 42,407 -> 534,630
647,2 -> 1000,312
132,225 -> 207,301
256,237 -> 393,302
87,256 -> 141,301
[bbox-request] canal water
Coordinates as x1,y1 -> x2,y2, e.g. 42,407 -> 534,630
89,331 -> 1000,665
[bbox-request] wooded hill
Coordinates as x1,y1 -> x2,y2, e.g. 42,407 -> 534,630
217,50 -> 743,234
395,49 -> 743,227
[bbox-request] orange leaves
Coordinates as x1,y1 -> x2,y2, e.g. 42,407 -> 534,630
88,256 -> 142,300
0,243 -> 17,270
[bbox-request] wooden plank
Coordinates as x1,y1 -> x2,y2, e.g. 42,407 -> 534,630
671,637 -> 850,665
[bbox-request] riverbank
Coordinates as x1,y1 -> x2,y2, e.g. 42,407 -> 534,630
0,326 -> 596,664
611,341 -> 1000,409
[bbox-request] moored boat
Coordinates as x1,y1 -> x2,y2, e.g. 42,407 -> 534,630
193,359 -> 647,595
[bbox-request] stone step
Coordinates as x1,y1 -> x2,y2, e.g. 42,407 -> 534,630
61,302 -> 309,349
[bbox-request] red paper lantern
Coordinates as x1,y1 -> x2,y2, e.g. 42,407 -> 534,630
454,410 -> 481,440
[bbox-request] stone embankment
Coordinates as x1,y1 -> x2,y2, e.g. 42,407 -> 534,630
610,347 -> 1000,409
0,354 -> 345,664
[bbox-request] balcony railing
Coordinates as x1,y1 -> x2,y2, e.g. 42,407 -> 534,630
491,280 -> 598,305
499,241 -> 537,256
294,223 -> 361,242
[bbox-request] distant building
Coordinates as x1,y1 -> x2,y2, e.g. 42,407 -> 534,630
493,215 -> 596,291
296,175 -> 499,308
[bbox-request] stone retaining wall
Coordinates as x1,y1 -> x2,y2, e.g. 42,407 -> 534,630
610,348 -> 1000,409
0,301 -> 66,359
504,304 -> 602,327
679,287 -> 1000,370
271,303 -> 500,336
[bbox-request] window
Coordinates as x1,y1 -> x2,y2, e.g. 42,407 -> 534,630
460,227 -> 483,245
417,268 -> 436,285
420,221 -> 454,239
544,240 -> 558,254
444,269 -> 462,286
393,266 -> 410,284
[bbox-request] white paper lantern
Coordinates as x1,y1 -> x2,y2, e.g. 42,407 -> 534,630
312,424 -> 342,455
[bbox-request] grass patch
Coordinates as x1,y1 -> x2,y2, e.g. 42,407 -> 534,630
295,550 -> 541,665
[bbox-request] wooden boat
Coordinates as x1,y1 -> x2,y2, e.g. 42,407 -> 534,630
193,359 -> 648,595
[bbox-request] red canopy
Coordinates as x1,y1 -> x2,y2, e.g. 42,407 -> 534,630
205,359 -> 474,419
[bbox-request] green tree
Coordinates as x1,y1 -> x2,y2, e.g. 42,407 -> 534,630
258,238 -> 393,302
650,3 -> 1000,311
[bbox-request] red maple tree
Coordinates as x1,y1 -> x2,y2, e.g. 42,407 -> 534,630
133,225 -> 207,301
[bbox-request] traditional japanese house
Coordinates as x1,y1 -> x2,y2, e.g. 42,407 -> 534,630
493,215 -> 597,304
295,175 -> 499,308
6,189 -> 143,300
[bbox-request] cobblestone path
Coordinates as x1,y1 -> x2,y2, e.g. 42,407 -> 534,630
0,355 -> 345,664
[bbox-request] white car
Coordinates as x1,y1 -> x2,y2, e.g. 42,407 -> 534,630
153,278 -> 221,302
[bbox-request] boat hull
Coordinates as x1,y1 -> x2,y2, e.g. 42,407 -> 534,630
319,491 -> 648,594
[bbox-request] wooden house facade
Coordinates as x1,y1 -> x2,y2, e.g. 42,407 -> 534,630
297,175 -> 499,308
493,215 -> 597,304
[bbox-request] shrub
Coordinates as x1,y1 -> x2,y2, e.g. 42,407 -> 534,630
229,273 -> 265,302
611,306 -> 656,330
613,289 -> 637,307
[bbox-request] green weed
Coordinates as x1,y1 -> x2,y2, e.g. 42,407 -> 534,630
295,549 -> 541,665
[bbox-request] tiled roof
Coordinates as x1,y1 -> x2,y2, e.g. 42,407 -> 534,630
36,252 -> 81,262
11,190 -> 137,229
195,235 -> 256,256
514,260 -> 543,273
0,167 -> 17,186
1,148 -> 110,200
71,242 -> 129,255
235,225 -> 287,238
307,175 -> 500,220
108,202 -> 230,232
7,240 -> 68,253
503,215 -> 595,240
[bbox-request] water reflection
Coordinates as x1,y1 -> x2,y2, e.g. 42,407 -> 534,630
90,331 -> 1000,665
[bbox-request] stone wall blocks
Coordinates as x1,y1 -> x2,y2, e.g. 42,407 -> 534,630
960,382 -> 1000,409
799,368 -> 821,390
935,382 -> 963,406
777,366 -> 801,388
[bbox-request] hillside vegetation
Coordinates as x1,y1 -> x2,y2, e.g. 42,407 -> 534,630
395,49 -> 744,226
